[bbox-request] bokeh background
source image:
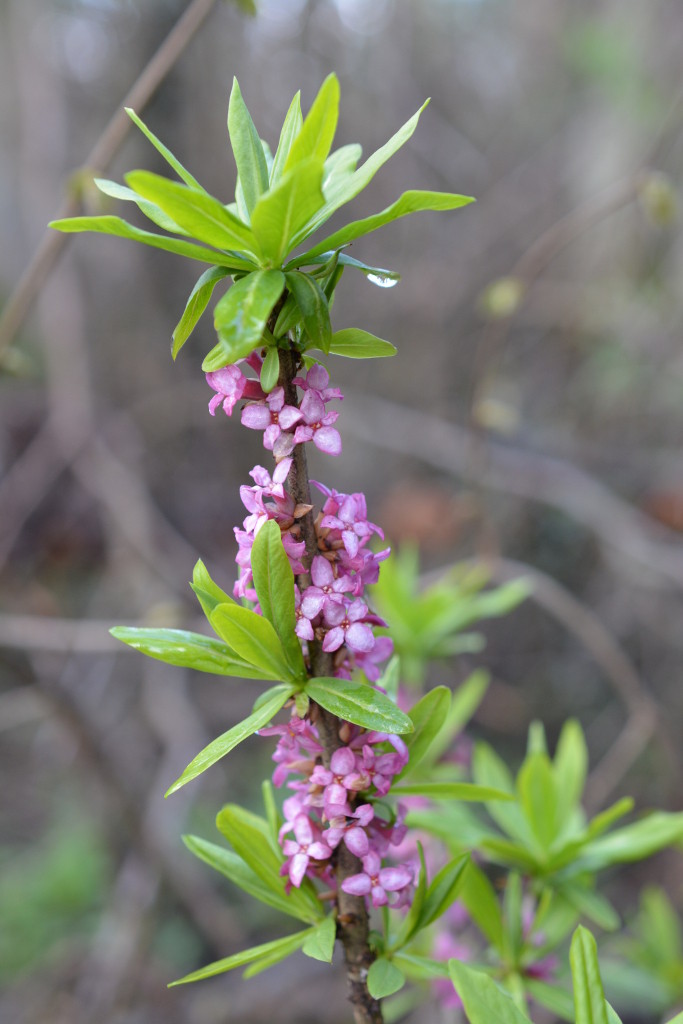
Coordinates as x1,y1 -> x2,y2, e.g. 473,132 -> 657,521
2,0 -> 683,1021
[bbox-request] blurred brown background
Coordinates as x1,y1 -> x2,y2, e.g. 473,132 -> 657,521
1,0 -> 683,1021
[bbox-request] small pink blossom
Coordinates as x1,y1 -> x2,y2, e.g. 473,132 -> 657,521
341,850 -> 413,907
282,814 -> 333,887
323,599 -> 375,654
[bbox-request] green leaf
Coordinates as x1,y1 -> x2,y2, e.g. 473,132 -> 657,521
400,686 -> 451,778
392,782 -> 515,802
392,952 -> 449,981
460,861 -> 504,951
305,677 -> 413,734
322,144 -> 363,198
284,271 -> 331,353
272,291 -> 302,338
49,215 -> 253,268
283,73 -> 339,175
250,520 -> 307,679
525,979 -> 575,1022
251,159 -> 326,266
165,685 -> 293,795
182,835 -> 317,923
560,883 -> 620,932
94,177 -> 190,235
260,346 -> 280,392
581,812 -> 683,869
125,106 -> 205,191
215,805 -> 321,923
292,189 -> 474,265
172,266 -> 230,358
553,719 -> 588,818
292,100 -> 431,243
191,559 -> 235,620
303,251 -> 400,287
326,328 -> 397,359
270,91 -> 303,184
169,928 -> 313,985
210,602 -> 294,681
427,670 -> 490,764
126,171 -> 258,254
449,960 -> 532,1024
472,742 -> 535,847
570,926 -> 609,1024
518,753 -> 558,851
204,269 -> 285,371
227,78 -> 270,216
367,958 -> 406,999
302,916 -> 336,962
109,626 -> 269,679
414,854 -> 469,933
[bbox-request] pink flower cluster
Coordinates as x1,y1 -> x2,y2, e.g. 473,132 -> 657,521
207,353 -> 408,908
207,358 -> 342,458
260,714 -> 415,907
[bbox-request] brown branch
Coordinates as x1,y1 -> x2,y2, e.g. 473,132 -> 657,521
278,347 -> 382,1024
0,0 -> 222,358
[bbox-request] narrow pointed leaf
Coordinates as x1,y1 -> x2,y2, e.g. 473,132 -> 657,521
251,520 -> 306,679
210,601 -> 294,681
283,73 -> 339,174
392,782 -> 514,802
426,669 -> 490,766
326,328 -> 396,359
367,958 -> 405,999
110,626 -> 270,679
414,854 -> 470,933
292,100 -> 431,242
216,804 -> 322,922
172,266 -> 230,358
399,686 -> 451,779
182,835 -> 317,922
322,143 -> 362,198
49,216 -> 253,268
228,78 -> 270,215
302,916 -> 336,962
518,752 -> 558,850
169,928 -> 313,985
560,883 -> 620,932
125,106 -> 205,191
293,189 -> 474,264
284,271 -> 331,352
165,685 -> 293,795
271,91 -> 303,184
449,960 -> 532,1024
126,171 -> 258,254
472,742 -> 535,846
191,559 -> 236,619
305,677 -> 413,734
525,979 -> 575,1022
553,719 -> 588,818
570,926 -> 609,1024
460,861 -> 504,951
260,346 -> 280,393
581,812 -> 683,869
94,177 -> 189,234
205,269 -> 285,370
251,159 -> 325,265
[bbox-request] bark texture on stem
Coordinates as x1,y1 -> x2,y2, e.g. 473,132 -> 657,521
278,346 -> 383,1024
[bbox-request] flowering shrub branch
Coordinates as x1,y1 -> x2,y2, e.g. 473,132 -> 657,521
51,73 -> 683,1024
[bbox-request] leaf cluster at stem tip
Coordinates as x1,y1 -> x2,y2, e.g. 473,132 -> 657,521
50,74 -> 473,366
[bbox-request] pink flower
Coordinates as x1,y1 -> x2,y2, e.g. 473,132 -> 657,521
293,364 -> 344,403
282,813 -> 333,887
341,850 -> 413,907
241,387 -> 302,455
206,364 -> 265,416
323,599 -> 375,654
292,391 -> 342,456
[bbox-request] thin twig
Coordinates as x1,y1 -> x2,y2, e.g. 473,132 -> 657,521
0,0 -> 221,357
